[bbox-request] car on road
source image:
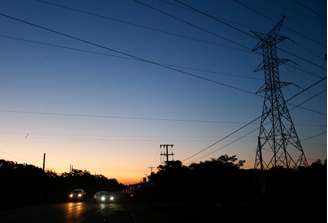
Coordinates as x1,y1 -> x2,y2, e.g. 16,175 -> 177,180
68,189 -> 86,201
93,191 -> 115,203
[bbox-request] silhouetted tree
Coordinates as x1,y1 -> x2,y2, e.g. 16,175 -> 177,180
0,159 -> 123,209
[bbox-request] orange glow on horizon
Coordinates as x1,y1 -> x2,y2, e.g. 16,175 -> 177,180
1,133 -> 325,186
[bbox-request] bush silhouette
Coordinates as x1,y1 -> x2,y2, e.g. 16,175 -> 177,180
0,159 -> 123,209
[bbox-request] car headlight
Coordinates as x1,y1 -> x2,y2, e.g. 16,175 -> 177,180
110,196 -> 114,201
78,193 -> 82,198
69,193 -> 73,198
100,196 -> 106,201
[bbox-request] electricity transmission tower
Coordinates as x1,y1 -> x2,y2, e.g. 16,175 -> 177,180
160,144 -> 175,164
253,16 -> 308,169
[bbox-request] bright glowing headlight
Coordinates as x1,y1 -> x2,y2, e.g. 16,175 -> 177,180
69,193 -> 73,198
78,193 -> 82,198
100,196 -> 106,201
109,196 -> 114,201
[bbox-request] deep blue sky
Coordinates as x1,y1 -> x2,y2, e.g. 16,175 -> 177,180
0,0 -> 326,182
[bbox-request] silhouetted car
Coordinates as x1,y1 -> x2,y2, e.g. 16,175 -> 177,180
68,189 -> 86,201
93,191 -> 115,203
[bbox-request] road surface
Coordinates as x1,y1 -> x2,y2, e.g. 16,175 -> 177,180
0,202 -> 136,223
2,200 -> 309,223
0,201 -> 221,223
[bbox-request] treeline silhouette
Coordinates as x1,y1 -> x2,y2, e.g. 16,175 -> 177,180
134,155 -> 326,222
0,155 -> 326,221
0,159 -> 124,209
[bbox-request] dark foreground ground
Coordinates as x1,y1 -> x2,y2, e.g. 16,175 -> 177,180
0,201 -> 216,223
1,158 -> 326,222
0,200 -> 325,223
0,202 -> 132,223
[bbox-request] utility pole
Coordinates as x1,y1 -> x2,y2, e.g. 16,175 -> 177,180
253,16 -> 308,169
148,166 -> 155,175
42,153 -> 46,172
160,144 -> 174,164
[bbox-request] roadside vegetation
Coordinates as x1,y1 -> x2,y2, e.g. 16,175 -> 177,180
0,160 -> 123,209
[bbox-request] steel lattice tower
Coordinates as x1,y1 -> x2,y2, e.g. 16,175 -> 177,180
253,16 -> 308,169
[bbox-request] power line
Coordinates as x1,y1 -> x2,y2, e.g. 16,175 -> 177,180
295,0 -> 324,19
0,125 -> 324,145
287,38 -> 326,61
34,0 -> 248,53
133,0 -> 252,52
0,33 -> 128,59
172,0 -> 326,71
284,63 -> 324,79
192,111 -> 326,164
288,89 -> 326,112
0,109 -> 253,124
1,32 -> 325,115
1,33 -> 323,116
174,0 -> 253,38
10,0 -> 326,79
0,38 -> 326,115
288,88 -> 326,116
163,64 -> 262,81
0,11 -> 257,96
278,47 -> 325,71
302,131 -> 326,142
192,127 -> 259,163
182,116 -> 261,162
0,14 -> 323,116
0,134 -> 215,143
0,7 -> 324,119
286,77 -> 326,102
286,88 -> 326,117
231,0 -> 326,60
160,144 -> 175,163
189,87 -> 326,163
161,0 -> 254,31
0,10 -> 325,164
294,105 -> 326,116
0,109 -> 324,126
231,0 -> 324,47
182,77 -> 326,162
170,0 -> 325,71
0,33 -> 263,81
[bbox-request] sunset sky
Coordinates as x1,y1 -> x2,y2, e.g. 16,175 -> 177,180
0,0 -> 326,184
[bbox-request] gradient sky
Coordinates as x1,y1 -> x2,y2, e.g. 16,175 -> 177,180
0,0 -> 326,184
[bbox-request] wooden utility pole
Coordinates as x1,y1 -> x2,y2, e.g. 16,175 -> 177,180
42,153 -> 46,172
148,166 -> 155,175
160,144 -> 174,163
